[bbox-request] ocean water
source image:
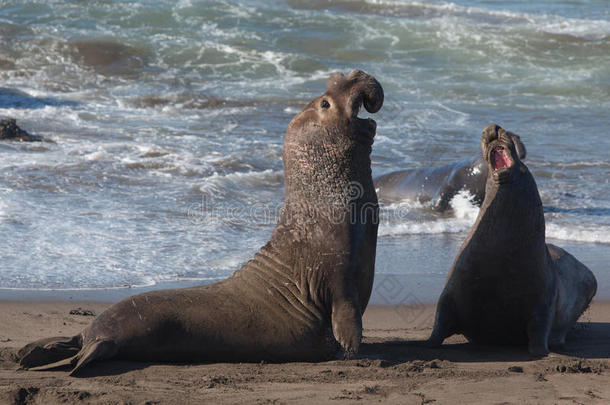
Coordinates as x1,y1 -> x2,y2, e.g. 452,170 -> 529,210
0,0 -> 608,303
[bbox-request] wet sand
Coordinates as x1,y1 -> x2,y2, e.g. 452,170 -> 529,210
1,300 -> 609,404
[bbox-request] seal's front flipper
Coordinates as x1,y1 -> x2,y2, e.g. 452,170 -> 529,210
548,333 -> 567,351
331,297 -> 362,358
19,335 -> 81,369
527,313 -> 552,357
427,294 -> 457,347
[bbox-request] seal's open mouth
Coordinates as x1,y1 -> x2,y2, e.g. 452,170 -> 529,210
491,146 -> 512,171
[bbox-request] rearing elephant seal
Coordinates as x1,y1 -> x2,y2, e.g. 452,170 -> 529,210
374,132 -> 526,210
19,69 -> 384,375
427,124 -> 596,356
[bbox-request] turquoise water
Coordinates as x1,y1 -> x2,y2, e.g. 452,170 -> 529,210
0,0 -> 608,302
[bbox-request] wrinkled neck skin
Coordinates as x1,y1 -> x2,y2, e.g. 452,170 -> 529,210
279,123 -> 376,231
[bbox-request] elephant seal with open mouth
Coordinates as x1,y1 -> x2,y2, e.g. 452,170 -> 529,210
374,132 -> 526,211
426,124 -> 596,356
18,69 -> 383,375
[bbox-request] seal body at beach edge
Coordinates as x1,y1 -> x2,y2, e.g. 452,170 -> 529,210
18,69 -> 384,375
427,124 -> 596,356
374,132 -> 526,211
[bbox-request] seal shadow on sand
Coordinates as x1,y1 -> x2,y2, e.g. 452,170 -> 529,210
9,321 -> 607,377
358,321 -> 610,365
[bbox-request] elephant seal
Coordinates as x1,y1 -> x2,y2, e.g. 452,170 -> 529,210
374,132 -> 526,210
18,69 -> 384,375
427,124 -> 596,356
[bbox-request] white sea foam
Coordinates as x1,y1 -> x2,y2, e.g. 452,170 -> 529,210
198,41 -> 298,80
378,217 -> 471,236
365,0 -> 610,40
380,188 -> 609,245
355,22 -> 401,48
546,223 -> 610,245
0,199 -> 7,218
379,190 -> 480,236
0,283 -> 158,292
380,201 -> 610,246
84,149 -> 110,161
450,189 -> 480,220
283,106 -> 300,114
540,16 -> 610,40
205,255 -> 249,272
364,0 -> 531,21
199,169 -> 283,192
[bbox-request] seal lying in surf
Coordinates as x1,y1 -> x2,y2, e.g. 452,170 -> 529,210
18,69 -> 384,375
426,124 -> 596,356
374,132 -> 526,210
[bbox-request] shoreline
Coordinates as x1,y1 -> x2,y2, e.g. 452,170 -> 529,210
0,274 -> 447,306
2,235 -> 607,305
1,300 -> 609,403
1,269 -> 608,305
0,280 -> 212,303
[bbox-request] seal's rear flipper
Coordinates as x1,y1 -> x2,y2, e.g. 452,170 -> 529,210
19,335 -> 82,369
28,353 -> 79,371
21,337 -> 118,376
68,339 -> 118,376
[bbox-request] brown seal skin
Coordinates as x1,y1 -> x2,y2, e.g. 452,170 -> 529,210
18,70 -> 384,375
426,124 -> 597,357
374,133 -> 526,211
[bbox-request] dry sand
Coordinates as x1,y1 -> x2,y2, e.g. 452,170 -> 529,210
1,299 -> 609,404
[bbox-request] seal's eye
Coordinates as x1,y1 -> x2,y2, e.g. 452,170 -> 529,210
320,100 -> 330,109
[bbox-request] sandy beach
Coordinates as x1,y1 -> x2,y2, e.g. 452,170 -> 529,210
1,299 -> 609,404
